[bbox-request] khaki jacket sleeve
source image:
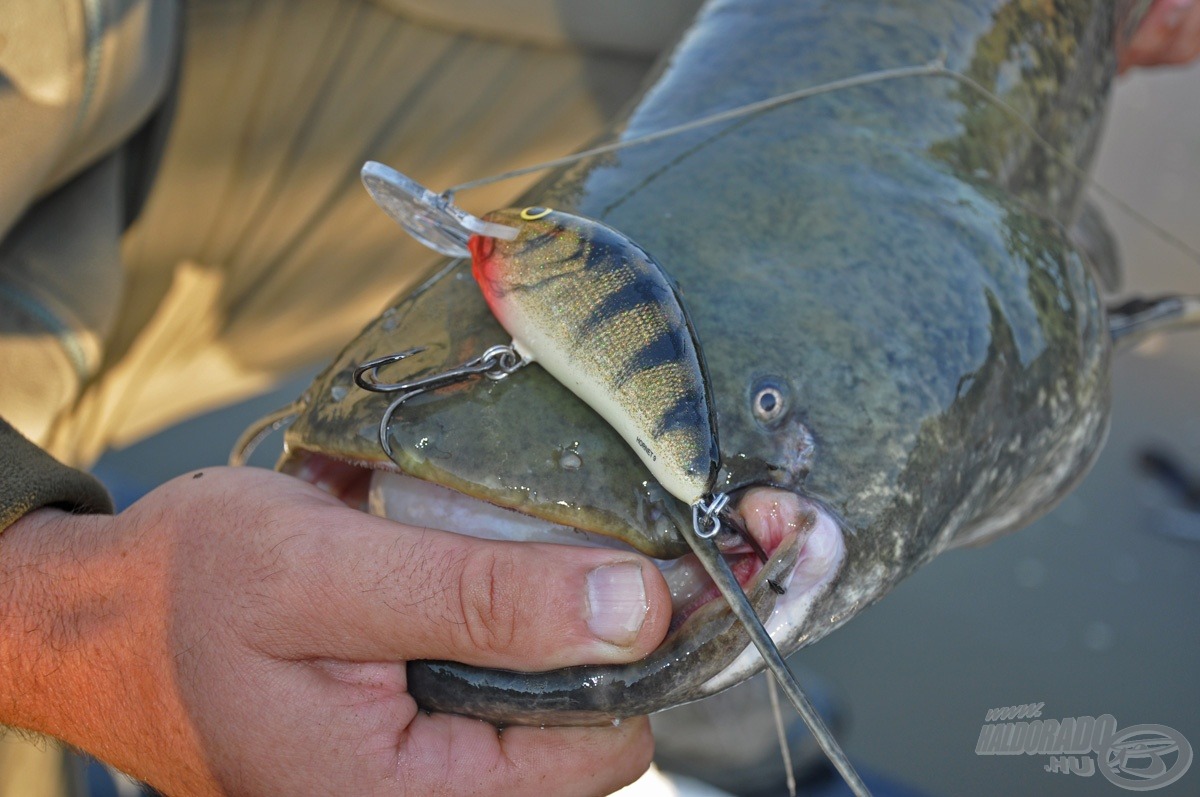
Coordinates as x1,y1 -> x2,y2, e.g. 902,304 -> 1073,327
0,0 -> 180,241
0,0 -> 180,453
0,416 -> 113,532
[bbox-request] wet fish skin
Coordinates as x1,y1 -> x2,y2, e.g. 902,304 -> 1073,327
279,0 -> 1147,723
408,527 -> 802,725
469,207 -> 718,505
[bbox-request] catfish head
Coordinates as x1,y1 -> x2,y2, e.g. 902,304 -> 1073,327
268,169 -> 1110,724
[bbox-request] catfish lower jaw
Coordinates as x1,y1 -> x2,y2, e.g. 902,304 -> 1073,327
400,493 -> 845,726
285,451 -> 846,723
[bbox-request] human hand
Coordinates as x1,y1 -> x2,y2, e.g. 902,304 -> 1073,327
1120,0 -> 1200,72
0,467 -> 671,796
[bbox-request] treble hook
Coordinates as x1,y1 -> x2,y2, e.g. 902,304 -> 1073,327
353,343 -> 529,457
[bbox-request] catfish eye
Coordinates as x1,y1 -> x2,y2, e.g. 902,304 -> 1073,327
751,378 -> 787,424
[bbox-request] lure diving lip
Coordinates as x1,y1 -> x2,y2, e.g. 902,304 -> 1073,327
360,161 -> 518,257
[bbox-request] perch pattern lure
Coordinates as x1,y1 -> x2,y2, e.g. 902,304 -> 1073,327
468,207 -> 719,507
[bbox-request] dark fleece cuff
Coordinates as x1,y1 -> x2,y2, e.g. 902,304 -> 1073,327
0,416 -> 114,531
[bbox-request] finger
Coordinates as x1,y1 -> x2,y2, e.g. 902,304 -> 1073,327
398,712 -> 655,797
1121,16 -> 1170,71
1121,0 -> 1198,70
275,504 -> 672,670
1164,1 -> 1200,63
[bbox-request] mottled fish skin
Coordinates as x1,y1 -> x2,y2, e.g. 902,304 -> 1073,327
279,0 -> 1149,724
469,208 -> 718,505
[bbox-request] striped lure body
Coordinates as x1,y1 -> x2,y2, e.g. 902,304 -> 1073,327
468,207 -> 718,505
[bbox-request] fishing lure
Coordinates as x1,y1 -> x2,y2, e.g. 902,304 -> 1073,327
354,162 -> 872,797
359,163 -> 721,509
468,206 -> 719,507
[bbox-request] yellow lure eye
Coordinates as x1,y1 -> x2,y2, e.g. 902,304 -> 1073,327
520,207 -> 553,221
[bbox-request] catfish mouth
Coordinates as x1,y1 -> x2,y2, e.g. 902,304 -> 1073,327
288,451 -> 844,650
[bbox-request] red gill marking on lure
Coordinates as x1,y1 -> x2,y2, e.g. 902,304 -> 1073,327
468,234 -> 502,306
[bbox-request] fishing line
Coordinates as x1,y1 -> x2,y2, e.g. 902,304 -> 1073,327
444,60 -> 947,197
444,57 -> 1200,270
945,68 -> 1200,269
767,676 -> 799,797
682,516 -> 873,797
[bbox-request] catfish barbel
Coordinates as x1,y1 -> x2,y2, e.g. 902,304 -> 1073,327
236,0 -> 1187,737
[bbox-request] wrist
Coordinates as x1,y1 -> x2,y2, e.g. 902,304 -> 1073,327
0,508 -> 181,776
0,509 -> 117,733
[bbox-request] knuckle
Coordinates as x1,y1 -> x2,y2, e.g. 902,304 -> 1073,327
454,548 -> 523,656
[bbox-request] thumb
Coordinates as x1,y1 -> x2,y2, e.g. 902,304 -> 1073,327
269,499 -> 674,670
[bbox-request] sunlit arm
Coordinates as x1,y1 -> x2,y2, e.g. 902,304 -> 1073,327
0,508 -> 212,792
